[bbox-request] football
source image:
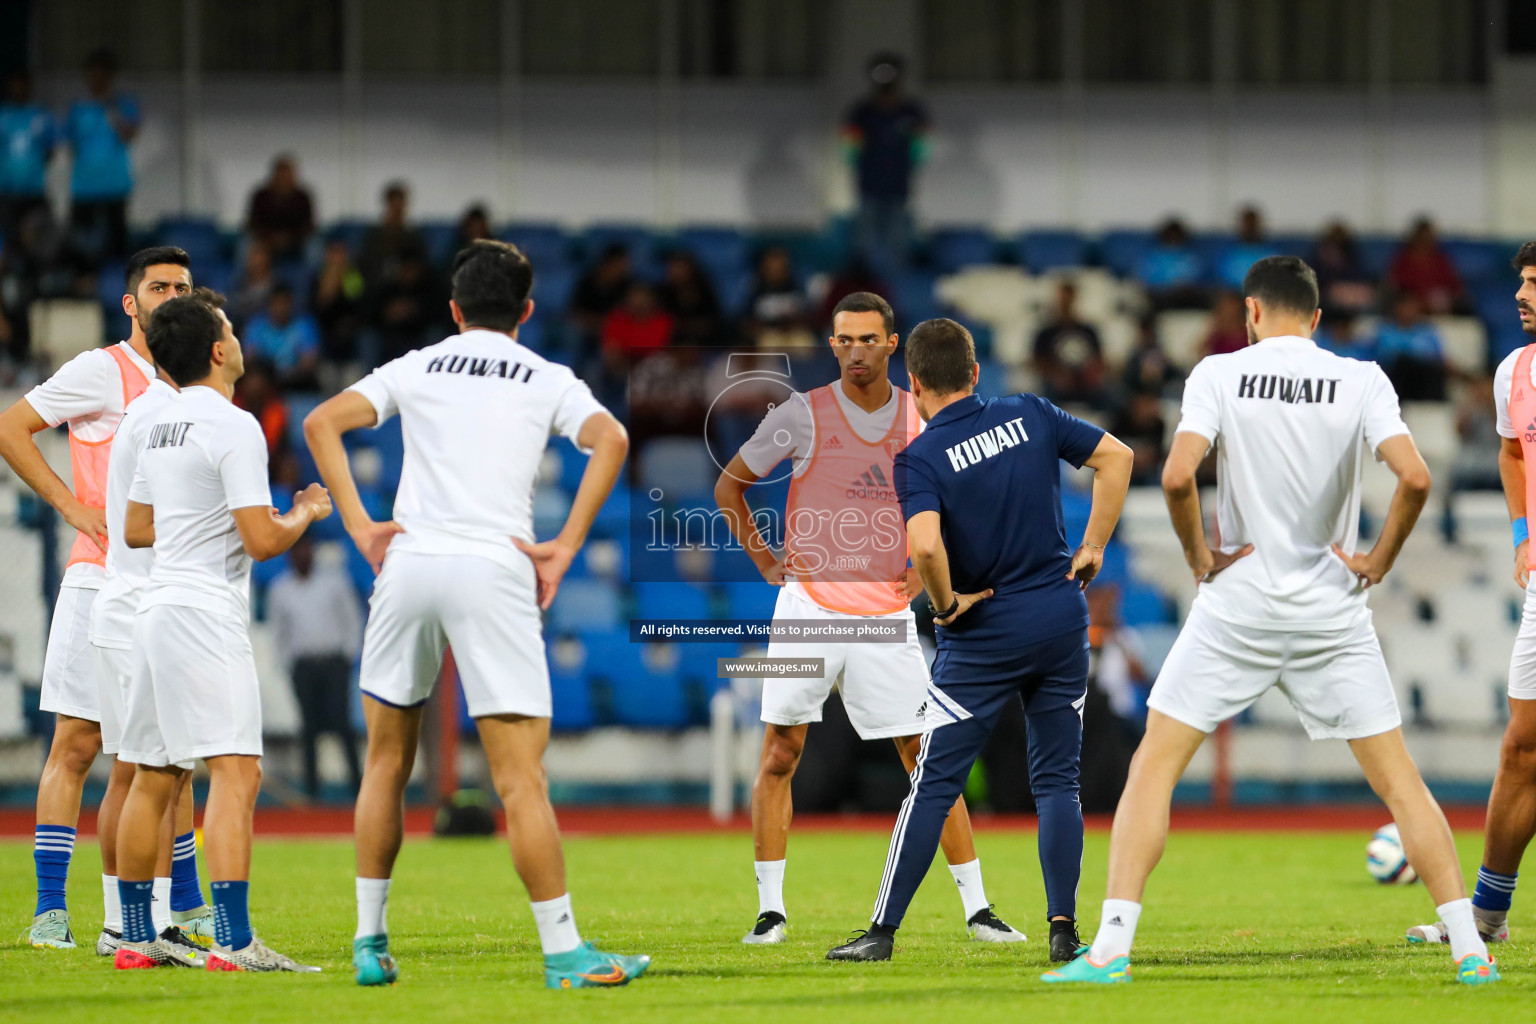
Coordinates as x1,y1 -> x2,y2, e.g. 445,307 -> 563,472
1366,823 -> 1418,884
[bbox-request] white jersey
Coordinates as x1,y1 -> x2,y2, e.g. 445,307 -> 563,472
24,341 -> 157,589
128,386 -> 273,624
348,328 -> 607,571
1493,345 -> 1535,440
1175,335 -> 1409,630
90,379 -> 177,649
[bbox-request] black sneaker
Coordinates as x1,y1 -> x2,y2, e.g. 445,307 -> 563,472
1049,920 -> 1084,963
967,905 -> 1027,943
742,911 -> 787,945
826,928 -> 893,961
155,925 -> 209,968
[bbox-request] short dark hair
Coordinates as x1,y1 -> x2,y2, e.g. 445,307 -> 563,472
125,246 -> 192,296
451,239 -> 533,332
147,289 -> 227,388
906,318 -> 976,396
1513,242 -> 1536,271
831,291 -> 895,337
1242,255 -> 1319,317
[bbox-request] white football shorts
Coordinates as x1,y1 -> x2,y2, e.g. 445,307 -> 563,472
1510,578 -> 1536,700
92,644 -> 131,756
359,550 -> 550,719
1147,600 -> 1401,741
760,585 -> 933,740
39,584 -> 102,721
119,604 -> 263,768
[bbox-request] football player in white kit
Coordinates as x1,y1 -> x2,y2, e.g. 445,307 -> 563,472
303,240 -> 648,989
714,292 -> 1021,946
1046,256 -> 1497,986
0,247 -> 208,948
114,292 -> 331,972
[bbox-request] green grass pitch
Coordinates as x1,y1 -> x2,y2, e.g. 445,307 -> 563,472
1,827 -> 1530,1022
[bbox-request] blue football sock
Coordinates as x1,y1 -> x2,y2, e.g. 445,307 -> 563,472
1473,866 -> 1517,914
33,825 -> 75,916
170,832 -> 204,912
210,880 -> 253,950
119,880 -> 157,944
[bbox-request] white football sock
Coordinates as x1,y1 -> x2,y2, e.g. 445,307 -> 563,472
151,877 -> 172,933
530,893 -> 582,956
948,859 -> 990,919
1088,899 -> 1142,962
355,877 -> 391,939
755,860 -> 786,917
102,874 -> 122,932
1439,898 -> 1490,962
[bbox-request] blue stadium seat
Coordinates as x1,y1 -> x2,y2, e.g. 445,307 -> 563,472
975,358 -> 1009,400
1018,230 -> 1089,272
612,644 -> 690,728
889,271 -> 944,330
500,222 -> 572,270
678,640 -> 736,694
1098,229 -> 1156,276
367,418 -> 405,491
419,221 -> 460,266
549,664 -> 595,731
632,581 -> 711,619
582,223 -> 660,276
154,217 -> 226,266
1445,238 -> 1513,286
193,260 -> 235,297
716,269 -> 756,318
530,264 -> 578,313
928,227 -> 1000,273
328,219 -> 373,256
677,226 -> 751,283
1121,582 -> 1173,626
722,580 -> 779,620
549,579 -> 622,633
1357,236 -> 1398,279
639,438 -> 715,499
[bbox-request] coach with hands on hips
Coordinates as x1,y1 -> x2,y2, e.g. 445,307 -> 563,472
827,318 -> 1133,964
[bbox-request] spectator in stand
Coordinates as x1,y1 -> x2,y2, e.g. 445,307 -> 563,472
228,240 -> 277,329
1201,290 -> 1249,357
1373,290 -> 1447,401
842,52 -> 927,278
0,70 -> 57,244
1312,220 -> 1376,318
1314,313 -> 1373,361
267,536 -> 364,800
244,283 -> 320,391
311,237 -> 367,376
1086,586 -> 1151,736
1109,392 -> 1168,486
1031,279 -> 1108,408
745,245 -> 814,348
358,180 -> 427,290
602,281 -> 674,369
1135,218 -> 1205,310
244,154 -> 315,263
233,359 -> 289,458
1390,216 -> 1465,315
452,204 -> 493,257
1215,204 -> 1277,290
658,250 -> 725,347
1121,315 -> 1181,398
568,242 -> 633,357
368,252 -> 447,363
1449,374 -> 1502,492
65,49 -> 139,262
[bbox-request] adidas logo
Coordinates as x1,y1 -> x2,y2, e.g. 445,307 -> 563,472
1108,916 -> 1123,927
556,913 -> 570,924
915,701 -> 927,719
846,464 -> 896,500
822,435 -> 843,449
1527,419 -> 1536,432
853,465 -> 890,488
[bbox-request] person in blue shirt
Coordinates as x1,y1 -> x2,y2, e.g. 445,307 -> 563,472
0,70 -> 58,243
243,283 -> 321,390
827,318 -> 1133,965
66,50 -> 139,261
1373,290 -> 1447,401
842,53 -> 928,278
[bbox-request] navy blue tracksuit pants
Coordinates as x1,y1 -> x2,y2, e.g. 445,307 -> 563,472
872,627 -> 1089,927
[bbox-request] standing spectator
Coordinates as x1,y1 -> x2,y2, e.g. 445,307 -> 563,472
452,204 -> 493,256
312,237 -> 367,375
244,283 -> 320,391
1120,316 -> 1181,398
1215,204 -> 1276,290
228,241 -> 277,329
1135,218 -> 1205,310
568,243 -> 633,355
744,245 -> 813,347
267,537 -> 364,800
0,70 -> 57,243
1312,221 -> 1376,318
1390,217 -> 1465,315
658,251 -> 724,347
358,180 -> 427,291
1031,280 -> 1108,408
245,154 -> 315,263
65,49 -> 139,262
368,253 -> 446,363
1201,290 -> 1249,357
602,282 -> 674,371
232,359 -> 289,458
1373,291 -> 1447,401
1109,392 -> 1168,486
842,53 -> 927,278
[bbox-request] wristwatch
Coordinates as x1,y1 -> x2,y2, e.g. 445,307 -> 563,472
930,595 -> 959,620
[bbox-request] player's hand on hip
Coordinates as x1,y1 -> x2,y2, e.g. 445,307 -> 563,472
760,554 -> 790,586
65,499 -> 108,553
935,589 -> 993,627
514,536 -> 577,610
1331,543 -> 1386,588
896,565 -> 925,600
1067,545 -> 1104,590
1192,543 -> 1254,584
1517,541 -> 1530,589
296,483 -> 332,521
351,520 -> 404,574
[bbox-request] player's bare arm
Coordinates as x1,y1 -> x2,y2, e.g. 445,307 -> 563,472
0,398 -> 109,552
230,484 -> 332,562
1069,432 -> 1135,590
303,390 -> 402,573
515,409 -> 627,609
1332,433 -> 1431,588
123,499 -> 154,549
1501,435 -> 1528,588
906,509 -> 991,625
714,453 -> 788,585
1162,430 -> 1253,582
